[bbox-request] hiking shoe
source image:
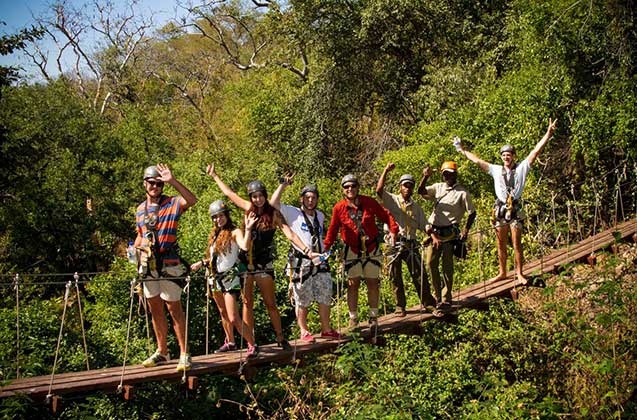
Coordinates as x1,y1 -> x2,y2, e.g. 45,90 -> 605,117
215,341 -> 237,353
321,329 -> 343,339
437,301 -> 452,311
277,339 -> 292,351
369,317 -> 378,329
301,331 -> 315,343
395,307 -> 406,317
176,353 -> 191,372
142,350 -> 170,367
247,344 -> 259,359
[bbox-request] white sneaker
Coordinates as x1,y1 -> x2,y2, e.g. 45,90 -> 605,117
142,350 -> 170,367
176,353 -> 191,372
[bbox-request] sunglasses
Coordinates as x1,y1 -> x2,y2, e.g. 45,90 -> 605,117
343,183 -> 358,190
147,180 -> 164,187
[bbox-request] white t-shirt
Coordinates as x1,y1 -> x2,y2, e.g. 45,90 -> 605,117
279,204 -> 325,253
488,158 -> 531,202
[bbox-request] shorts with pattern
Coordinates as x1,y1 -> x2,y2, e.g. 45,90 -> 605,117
291,271 -> 333,308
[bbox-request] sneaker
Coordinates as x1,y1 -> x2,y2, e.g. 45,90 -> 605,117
142,350 -> 170,367
301,331 -> 315,343
247,344 -> 259,359
395,307 -> 406,317
176,353 -> 191,372
215,340 -> 237,353
277,339 -> 292,351
320,329 -> 343,339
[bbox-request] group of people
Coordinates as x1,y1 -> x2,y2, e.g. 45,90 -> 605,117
132,119 -> 557,372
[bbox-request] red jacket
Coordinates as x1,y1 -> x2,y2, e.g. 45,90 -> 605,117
324,195 -> 398,254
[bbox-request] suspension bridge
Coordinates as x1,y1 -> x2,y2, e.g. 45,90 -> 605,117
1,218 -> 636,410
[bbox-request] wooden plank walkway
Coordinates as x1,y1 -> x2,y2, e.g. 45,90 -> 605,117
2,219 -> 635,402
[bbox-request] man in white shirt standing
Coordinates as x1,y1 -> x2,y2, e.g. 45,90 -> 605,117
271,179 -> 342,342
456,118 -> 557,283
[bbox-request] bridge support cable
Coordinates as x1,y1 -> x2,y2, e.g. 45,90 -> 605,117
47,281 -> 72,402
205,283 -> 210,355
74,273 -> 90,371
14,274 -> 20,379
182,276 -> 192,384
117,279 -> 137,395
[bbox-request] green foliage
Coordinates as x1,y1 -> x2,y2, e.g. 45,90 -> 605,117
2,0 -> 637,417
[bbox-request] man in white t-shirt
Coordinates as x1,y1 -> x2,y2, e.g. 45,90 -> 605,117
270,179 -> 342,343
456,118 -> 557,283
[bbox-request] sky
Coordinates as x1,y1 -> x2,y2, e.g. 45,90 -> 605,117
0,0 -> 182,80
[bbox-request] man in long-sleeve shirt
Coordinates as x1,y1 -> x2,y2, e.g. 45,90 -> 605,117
324,174 -> 399,329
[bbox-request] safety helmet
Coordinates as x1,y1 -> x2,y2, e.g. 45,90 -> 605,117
440,161 -> 457,173
143,165 -> 160,180
398,174 -> 416,186
341,174 -> 359,187
247,180 -> 267,196
300,184 -> 319,197
209,199 -> 229,217
500,144 -> 515,154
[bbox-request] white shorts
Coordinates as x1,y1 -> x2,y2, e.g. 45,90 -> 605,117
143,279 -> 182,302
345,246 -> 382,279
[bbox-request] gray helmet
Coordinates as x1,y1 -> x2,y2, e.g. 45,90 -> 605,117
300,184 -> 319,197
341,174 -> 358,187
500,144 -> 515,154
247,180 -> 267,196
209,199 -> 229,217
398,174 -> 415,186
143,165 -> 160,180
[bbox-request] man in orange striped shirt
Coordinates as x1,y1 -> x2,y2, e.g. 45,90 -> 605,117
134,164 -> 197,371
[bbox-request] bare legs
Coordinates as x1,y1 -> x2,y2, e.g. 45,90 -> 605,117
242,274 -> 286,343
490,224 -> 526,283
347,277 -> 380,319
147,296 -> 187,355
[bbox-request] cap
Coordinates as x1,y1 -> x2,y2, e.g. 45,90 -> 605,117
500,144 -> 515,154
341,174 -> 358,187
440,161 -> 458,173
398,174 -> 416,186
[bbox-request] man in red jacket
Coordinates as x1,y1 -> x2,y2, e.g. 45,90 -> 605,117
324,174 -> 399,328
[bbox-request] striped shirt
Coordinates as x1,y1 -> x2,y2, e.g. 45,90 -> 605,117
136,195 -> 183,265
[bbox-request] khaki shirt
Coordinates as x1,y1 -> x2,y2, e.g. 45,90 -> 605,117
381,190 -> 427,240
422,182 -> 475,227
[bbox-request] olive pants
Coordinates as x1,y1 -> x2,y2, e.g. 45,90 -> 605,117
388,243 -> 436,308
426,241 -> 455,304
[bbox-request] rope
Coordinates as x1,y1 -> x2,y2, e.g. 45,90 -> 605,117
47,281 -> 72,401
205,285 -> 210,355
14,274 -> 20,379
74,273 -> 90,371
591,179 -> 601,257
117,279 -> 136,394
182,276 -> 192,383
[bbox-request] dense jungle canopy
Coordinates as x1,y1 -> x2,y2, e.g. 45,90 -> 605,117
1,0 -> 636,418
